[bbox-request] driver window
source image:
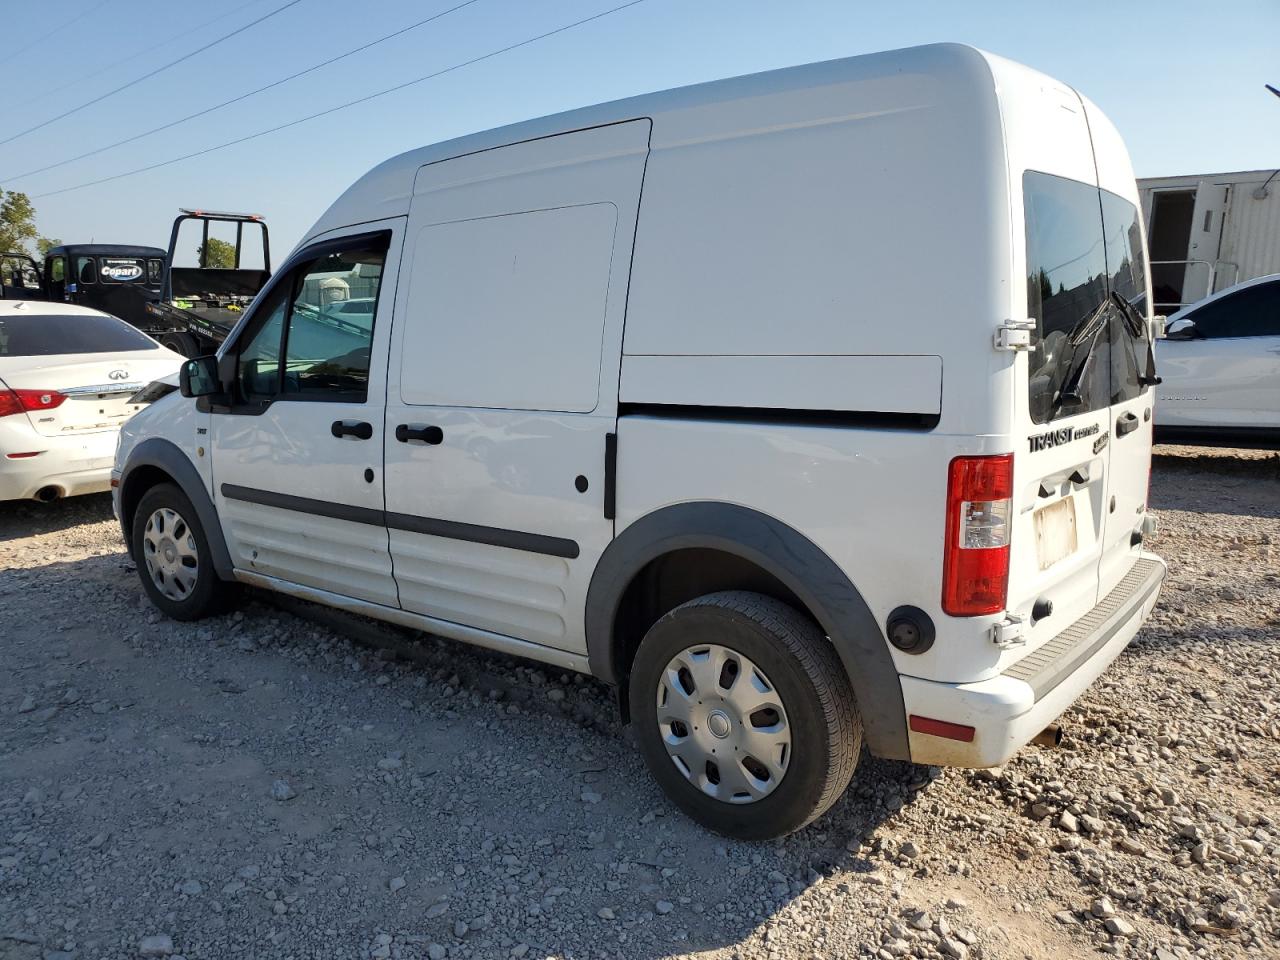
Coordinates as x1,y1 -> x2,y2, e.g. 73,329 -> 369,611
280,240 -> 385,401
50,257 -> 65,283
236,287 -> 289,404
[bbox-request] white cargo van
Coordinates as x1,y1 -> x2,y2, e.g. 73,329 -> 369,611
114,44 -> 1165,839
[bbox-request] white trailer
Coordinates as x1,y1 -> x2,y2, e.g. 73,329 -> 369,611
1138,168 -> 1280,314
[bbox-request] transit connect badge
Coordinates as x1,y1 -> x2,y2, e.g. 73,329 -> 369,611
1028,422 -> 1101,452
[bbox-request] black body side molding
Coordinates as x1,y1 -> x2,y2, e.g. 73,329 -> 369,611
584,501 -> 910,761
219,484 -> 580,559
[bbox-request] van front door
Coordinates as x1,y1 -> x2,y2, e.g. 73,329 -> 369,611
382,120 -> 650,655
209,226 -> 401,606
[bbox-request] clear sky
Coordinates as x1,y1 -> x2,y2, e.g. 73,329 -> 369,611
3,0 -> 1278,260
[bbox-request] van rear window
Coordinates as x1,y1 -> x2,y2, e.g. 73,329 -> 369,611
1024,171 -> 1148,423
0,313 -> 160,356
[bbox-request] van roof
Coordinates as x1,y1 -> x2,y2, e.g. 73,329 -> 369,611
306,42 -> 1005,243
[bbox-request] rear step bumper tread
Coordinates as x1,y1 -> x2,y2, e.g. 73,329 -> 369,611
1003,557 -> 1165,702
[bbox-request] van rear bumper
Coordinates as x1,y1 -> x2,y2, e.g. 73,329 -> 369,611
899,554 -> 1165,768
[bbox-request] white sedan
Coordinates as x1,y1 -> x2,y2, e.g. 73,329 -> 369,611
0,301 -> 183,502
1156,274 -> 1280,448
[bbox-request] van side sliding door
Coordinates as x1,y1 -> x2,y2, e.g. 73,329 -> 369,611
383,119 -> 650,656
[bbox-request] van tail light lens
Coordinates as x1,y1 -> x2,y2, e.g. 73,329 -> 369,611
0,388 -> 66,417
942,453 -> 1014,616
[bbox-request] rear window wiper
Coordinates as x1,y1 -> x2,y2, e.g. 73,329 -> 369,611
1110,290 -> 1147,340
1051,299 -> 1111,416
1109,290 -> 1162,387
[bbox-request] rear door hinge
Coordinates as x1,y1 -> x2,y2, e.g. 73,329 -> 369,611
991,614 -> 1027,649
995,319 -> 1036,352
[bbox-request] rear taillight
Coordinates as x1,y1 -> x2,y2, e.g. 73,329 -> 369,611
0,388 -> 66,417
942,453 -> 1014,616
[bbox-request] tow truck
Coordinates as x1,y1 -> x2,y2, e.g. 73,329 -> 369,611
144,209 -> 272,356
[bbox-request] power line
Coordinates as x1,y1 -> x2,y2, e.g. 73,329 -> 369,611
0,0 -> 110,68
0,0 -> 305,150
25,0 -> 268,110
33,0 -> 653,200
4,0 -> 482,182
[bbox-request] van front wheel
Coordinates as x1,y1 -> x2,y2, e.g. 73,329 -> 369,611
132,483 -> 237,621
629,591 -> 861,840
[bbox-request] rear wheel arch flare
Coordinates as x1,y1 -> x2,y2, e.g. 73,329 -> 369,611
584,501 -> 909,760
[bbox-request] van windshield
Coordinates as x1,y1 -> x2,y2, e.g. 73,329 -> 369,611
1024,171 -> 1149,423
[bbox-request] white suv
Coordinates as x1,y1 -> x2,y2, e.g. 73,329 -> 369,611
1157,274 -> 1280,447
114,44 -> 1165,839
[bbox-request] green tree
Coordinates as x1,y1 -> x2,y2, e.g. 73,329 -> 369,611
0,188 -> 39,254
36,236 -> 62,256
197,237 -> 236,268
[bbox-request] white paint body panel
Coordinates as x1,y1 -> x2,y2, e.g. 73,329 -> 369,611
620,355 -> 943,415
1158,334 -> 1280,429
382,120 -> 649,653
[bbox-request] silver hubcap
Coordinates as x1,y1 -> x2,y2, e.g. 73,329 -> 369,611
142,507 -> 200,602
656,644 -> 791,804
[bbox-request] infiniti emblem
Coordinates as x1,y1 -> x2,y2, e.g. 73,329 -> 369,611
108,369 -> 129,380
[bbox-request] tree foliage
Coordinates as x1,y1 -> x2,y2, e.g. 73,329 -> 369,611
197,237 -> 236,269
0,187 -> 58,257
0,188 -> 39,254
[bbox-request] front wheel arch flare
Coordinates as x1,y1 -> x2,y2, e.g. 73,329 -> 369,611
119,437 -> 233,579
585,501 -> 908,761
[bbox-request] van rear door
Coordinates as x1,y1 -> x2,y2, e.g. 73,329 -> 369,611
1004,172 -> 1118,651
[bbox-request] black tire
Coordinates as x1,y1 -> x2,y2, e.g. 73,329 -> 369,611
629,591 -> 861,840
131,482 -> 238,621
159,331 -> 200,357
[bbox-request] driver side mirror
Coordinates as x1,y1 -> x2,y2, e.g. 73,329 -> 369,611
179,355 -> 222,398
1164,317 -> 1200,340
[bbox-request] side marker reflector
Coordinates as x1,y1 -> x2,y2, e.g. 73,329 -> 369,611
909,715 -> 976,742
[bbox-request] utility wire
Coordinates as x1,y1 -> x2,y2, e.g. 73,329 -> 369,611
4,0 -> 482,182
26,0 -> 267,109
0,0 -> 305,149
33,0 -> 652,200
0,0 -> 110,68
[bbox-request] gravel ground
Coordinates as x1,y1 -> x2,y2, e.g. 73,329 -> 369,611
1,445 -> 1278,960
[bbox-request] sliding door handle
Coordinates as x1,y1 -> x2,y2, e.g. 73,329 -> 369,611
1116,411 -> 1140,437
395,423 -> 443,445
331,420 -> 373,440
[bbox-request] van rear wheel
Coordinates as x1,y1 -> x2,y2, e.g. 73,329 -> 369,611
629,591 -> 861,840
132,483 -> 237,621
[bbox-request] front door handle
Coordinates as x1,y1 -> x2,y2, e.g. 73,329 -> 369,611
395,423 -> 443,445
1116,411 -> 1140,437
331,419 -> 373,440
